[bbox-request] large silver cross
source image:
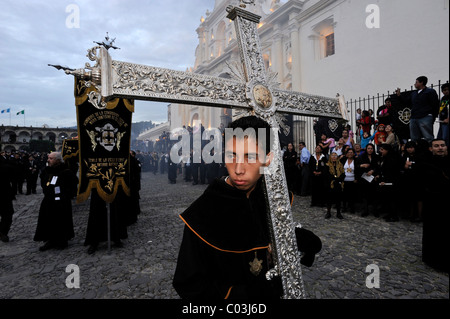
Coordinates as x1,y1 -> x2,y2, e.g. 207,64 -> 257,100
59,3 -> 347,299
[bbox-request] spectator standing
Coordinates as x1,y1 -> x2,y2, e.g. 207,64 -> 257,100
309,145 -> 328,207
437,83 -> 449,145
360,110 -> 373,134
297,142 -> 311,196
356,143 -> 379,217
341,148 -> 357,214
396,76 -> 440,143
376,98 -> 393,126
283,143 -> 298,193
25,155 -> 39,195
355,108 -> 362,126
324,152 -> 345,219
399,141 -> 422,222
376,144 -> 401,222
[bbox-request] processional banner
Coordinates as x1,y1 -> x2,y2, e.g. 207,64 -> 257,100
75,78 -> 134,203
62,138 -> 79,161
62,137 -> 79,173
389,91 -> 412,142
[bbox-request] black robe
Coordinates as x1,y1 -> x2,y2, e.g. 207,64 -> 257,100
173,177 -> 321,300
125,155 -> 141,226
84,189 -> 128,246
421,155 -> 450,273
33,164 -> 76,243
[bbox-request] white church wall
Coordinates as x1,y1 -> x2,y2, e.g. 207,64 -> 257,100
298,0 -> 449,100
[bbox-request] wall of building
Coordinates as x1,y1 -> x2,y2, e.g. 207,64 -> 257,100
297,0 -> 449,99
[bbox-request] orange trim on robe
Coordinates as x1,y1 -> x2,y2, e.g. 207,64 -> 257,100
224,287 -> 233,299
179,215 -> 270,254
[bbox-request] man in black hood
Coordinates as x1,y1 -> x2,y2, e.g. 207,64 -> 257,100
173,116 -> 321,299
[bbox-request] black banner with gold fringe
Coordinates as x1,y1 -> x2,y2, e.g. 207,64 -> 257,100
62,138 -> 79,161
75,79 -> 134,203
62,137 -> 80,175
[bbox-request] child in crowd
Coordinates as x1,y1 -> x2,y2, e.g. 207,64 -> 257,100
374,124 -> 387,152
360,128 -> 377,150
319,134 -> 335,155
356,108 -> 362,125
360,110 -> 373,134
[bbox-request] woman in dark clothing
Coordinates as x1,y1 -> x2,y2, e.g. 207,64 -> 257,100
341,148 -> 357,214
356,143 -> 379,217
324,152 -> 345,219
309,145 -> 328,207
283,143 -> 298,193
376,144 -> 401,222
399,141 -> 423,221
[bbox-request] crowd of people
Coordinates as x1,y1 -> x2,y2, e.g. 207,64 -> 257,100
1,76 -> 448,275
280,76 -> 449,273
0,149 -> 142,256
1,150 -> 75,244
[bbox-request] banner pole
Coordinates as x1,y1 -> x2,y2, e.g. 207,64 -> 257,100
107,202 -> 111,254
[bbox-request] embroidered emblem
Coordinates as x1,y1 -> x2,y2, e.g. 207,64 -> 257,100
398,108 -> 411,125
328,119 -> 338,132
249,251 -> 263,276
96,122 -> 119,152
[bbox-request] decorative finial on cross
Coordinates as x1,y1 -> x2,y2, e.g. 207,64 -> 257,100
94,32 -> 120,50
239,0 -> 255,8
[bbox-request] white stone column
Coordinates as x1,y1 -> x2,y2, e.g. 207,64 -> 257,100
289,24 -> 301,91
271,28 -> 284,85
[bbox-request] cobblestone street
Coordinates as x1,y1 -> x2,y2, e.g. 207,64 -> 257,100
1,171 -> 448,301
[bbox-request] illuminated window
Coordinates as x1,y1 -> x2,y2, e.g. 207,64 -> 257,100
325,33 -> 335,57
310,17 -> 336,60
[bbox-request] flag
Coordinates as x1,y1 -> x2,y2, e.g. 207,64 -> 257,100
1,108 -> 10,113
16,110 -> 24,115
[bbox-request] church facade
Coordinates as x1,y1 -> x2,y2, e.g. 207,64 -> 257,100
140,0 -> 449,149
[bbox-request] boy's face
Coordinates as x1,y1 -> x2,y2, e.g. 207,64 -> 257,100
414,80 -> 424,90
225,136 -> 269,195
442,87 -> 450,96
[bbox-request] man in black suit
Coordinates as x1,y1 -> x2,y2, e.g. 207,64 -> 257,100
25,155 -> 39,194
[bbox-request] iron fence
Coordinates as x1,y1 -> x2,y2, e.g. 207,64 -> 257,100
291,80 -> 449,153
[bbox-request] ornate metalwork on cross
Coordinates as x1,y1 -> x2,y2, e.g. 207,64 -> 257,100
53,2 -> 348,299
